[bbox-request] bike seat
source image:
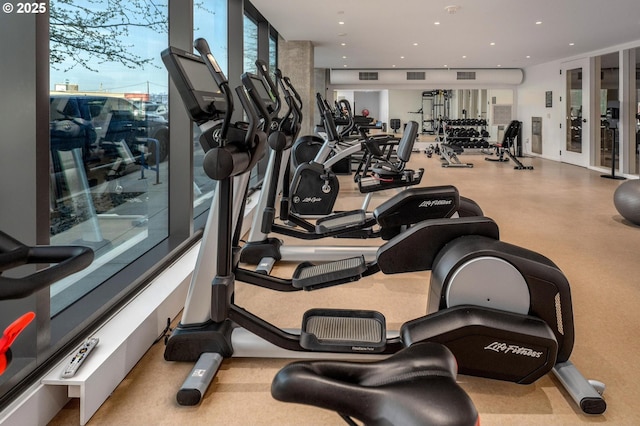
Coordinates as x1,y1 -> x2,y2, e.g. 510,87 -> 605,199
271,342 -> 479,426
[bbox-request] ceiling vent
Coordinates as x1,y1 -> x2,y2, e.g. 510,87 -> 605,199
358,71 -> 378,81
331,68 -> 524,86
407,71 -> 426,80
456,71 -> 476,80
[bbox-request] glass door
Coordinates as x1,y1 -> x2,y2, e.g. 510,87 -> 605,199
562,59 -> 591,167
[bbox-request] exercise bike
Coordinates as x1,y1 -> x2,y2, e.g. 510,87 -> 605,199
289,95 -> 416,217
272,342 -> 480,426
161,40 -> 606,419
0,230 -> 93,375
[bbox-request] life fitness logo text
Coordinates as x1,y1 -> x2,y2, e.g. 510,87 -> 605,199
418,199 -> 453,208
484,342 -> 544,358
301,197 -> 322,203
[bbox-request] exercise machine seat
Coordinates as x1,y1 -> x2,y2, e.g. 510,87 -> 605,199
271,342 -> 479,426
370,120 -> 418,176
500,120 -> 521,148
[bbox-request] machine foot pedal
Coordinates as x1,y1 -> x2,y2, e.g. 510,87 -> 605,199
315,210 -> 367,234
292,256 -> 366,290
301,308 -> 386,352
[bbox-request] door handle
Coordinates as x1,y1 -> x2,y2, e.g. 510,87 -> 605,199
582,119 -> 587,123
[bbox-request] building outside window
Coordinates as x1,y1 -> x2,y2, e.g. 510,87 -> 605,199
48,0 -> 170,315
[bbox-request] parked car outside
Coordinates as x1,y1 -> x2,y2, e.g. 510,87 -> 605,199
50,95 -> 169,166
143,102 -> 168,120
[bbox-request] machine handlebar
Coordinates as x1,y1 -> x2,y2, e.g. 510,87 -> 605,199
0,231 -> 94,300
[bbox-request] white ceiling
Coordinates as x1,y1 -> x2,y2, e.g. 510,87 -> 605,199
250,0 -> 640,70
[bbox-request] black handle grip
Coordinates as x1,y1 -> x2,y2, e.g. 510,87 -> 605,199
235,86 -> 258,152
283,76 -> 303,110
255,59 -> 278,98
194,38 -> 233,140
194,38 -> 227,88
0,231 -> 94,300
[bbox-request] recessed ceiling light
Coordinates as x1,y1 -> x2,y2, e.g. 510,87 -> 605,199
392,64 -> 396,68
535,21 -> 542,25
490,42 -> 496,46
497,64 -> 502,67
526,55 -> 531,58
413,42 -> 419,46
569,42 -> 575,46
342,56 -> 347,59
338,21 -> 345,25
400,56 -> 405,59
434,21 -> 440,25
462,55 -> 467,59
341,42 -> 346,46
444,64 -> 448,67
343,64 -> 348,67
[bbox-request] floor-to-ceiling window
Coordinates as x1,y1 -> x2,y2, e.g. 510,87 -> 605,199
0,0 -> 280,408
593,48 -> 639,175
193,0 -> 228,219
243,10 -> 266,192
48,0 -> 170,314
243,14 -> 258,75
1,0 -> 174,405
269,32 -> 278,78
596,52 -> 620,170
634,47 -> 640,174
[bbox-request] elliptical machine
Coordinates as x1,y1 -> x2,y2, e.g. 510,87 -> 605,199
240,63 -> 484,275
289,94 -> 414,216
161,40 -> 606,417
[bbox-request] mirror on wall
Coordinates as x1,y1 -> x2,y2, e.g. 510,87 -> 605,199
334,88 -> 513,142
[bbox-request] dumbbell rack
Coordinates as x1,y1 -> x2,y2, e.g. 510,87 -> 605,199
441,119 -> 490,150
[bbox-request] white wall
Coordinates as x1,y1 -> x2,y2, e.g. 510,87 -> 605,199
517,61 -> 564,160
388,90 -> 424,131
335,90 -> 355,107
379,90 -> 389,126
334,90 -> 389,128
487,89 -> 516,142
353,91 -> 380,120
336,89 -> 422,131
